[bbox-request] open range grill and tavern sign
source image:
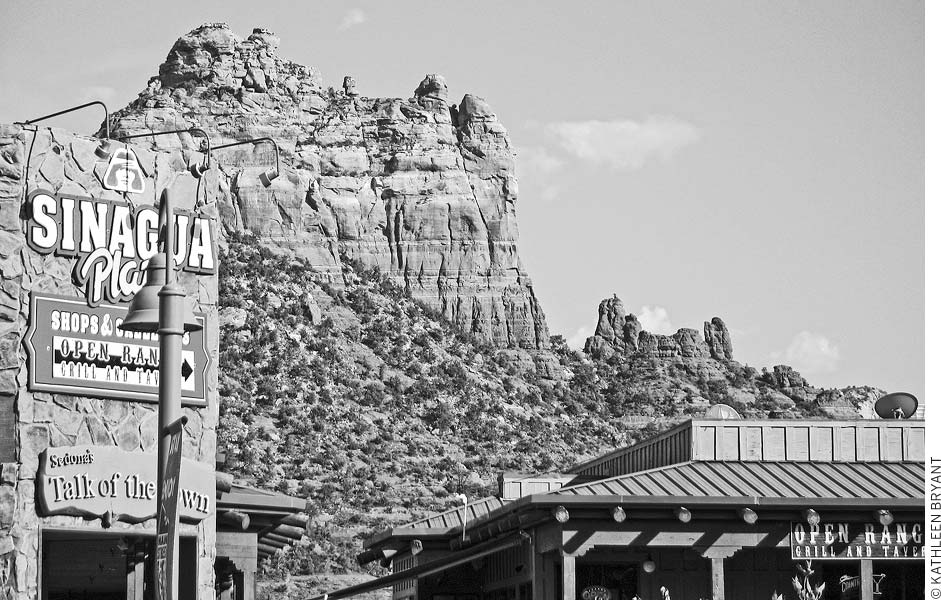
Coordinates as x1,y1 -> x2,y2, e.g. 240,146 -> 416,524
22,189 -> 215,405
790,521 -> 924,559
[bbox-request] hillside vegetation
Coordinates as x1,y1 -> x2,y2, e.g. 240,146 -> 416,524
215,234 -> 876,595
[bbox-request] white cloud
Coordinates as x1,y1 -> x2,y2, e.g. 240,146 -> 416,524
545,116 -> 700,169
566,324 -> 595,350
637,305 -> 674,334
516,145 -> 564,176
338,8 -> 367,31
515,145 -> 564,202
782,331 -> 841,374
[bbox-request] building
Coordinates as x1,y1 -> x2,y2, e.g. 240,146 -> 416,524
0,122 -> 306,600
349,418 -> 925,600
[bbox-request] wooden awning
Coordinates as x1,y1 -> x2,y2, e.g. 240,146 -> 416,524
217,483 -> 307,559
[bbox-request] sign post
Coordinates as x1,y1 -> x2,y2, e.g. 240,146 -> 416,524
155,416 -> 186,600
119,188 -> 204,600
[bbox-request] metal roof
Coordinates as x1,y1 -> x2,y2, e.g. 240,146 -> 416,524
404,496 -> 509,530
551,460 -> 924,502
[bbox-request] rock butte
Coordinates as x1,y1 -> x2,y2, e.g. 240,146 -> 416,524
105,24 -> 883,420
108,23 -> 548,350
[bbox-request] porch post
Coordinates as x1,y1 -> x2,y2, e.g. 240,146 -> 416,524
532,549 -> 552,599
562,553 -> 576,600
860,559 -> 873,600
710,557 -> 725,600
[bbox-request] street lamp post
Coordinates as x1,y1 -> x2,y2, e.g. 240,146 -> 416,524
120,187 -> 202,600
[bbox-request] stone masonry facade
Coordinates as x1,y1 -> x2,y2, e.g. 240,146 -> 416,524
0,123 -> 220,600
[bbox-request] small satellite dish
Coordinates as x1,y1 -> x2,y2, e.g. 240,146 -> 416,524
704,403 -> 742,420
873,392 -> 918,420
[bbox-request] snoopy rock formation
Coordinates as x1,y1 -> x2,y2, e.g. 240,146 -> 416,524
584,296 -> 734,361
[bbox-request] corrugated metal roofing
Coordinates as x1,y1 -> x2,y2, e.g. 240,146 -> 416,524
403,496 -> 509,530
551,461 -> 924,501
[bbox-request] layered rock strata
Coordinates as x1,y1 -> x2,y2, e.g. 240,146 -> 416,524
107,24 -> 548,349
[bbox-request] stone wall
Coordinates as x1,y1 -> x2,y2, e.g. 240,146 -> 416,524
0,123 -> 220,600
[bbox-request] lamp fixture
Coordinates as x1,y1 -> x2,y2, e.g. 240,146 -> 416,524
19,100 -> 111,139
119,191 -> 202,334
117,128 -> 212,178
553,505 -> 570,523
642,554 -> 656,574
674,506 -> 692,523
739,507 -> 758,525
214,137 -> 281,187
410,539 -> 423,556
803,509 -> 821,527
611,506 -> 627,523
875,509 -> 893,527
94,139 -> 115,159
120,254 -> 202,334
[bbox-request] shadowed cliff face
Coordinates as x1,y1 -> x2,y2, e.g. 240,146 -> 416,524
108,23 -> 549,349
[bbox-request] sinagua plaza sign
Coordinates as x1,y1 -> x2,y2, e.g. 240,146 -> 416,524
791,521 -> 924,559
22,190 -> 214,405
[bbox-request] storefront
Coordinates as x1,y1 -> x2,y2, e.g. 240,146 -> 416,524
349,418 -> 925,600
0,122 -> 306,600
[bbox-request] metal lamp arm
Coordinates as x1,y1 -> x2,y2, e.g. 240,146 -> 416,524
117,128 -> 212,167
19,100 -> 111,138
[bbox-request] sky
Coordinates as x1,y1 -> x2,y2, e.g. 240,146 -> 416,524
0,1 -> 925,401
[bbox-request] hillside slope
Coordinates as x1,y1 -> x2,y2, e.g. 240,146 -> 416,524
216,235 -> 880,597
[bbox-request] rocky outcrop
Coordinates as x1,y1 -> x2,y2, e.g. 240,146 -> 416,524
584,296 -> 732,361
106,23 -> 548,349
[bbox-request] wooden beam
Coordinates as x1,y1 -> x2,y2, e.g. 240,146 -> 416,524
281,513 -> 307,528
220,510 -> 250,530
563,554 -> 576,600
711,557 -> 725,600
265,533 -> 295,546
273,524 -> 305,540
861,559 -> 873,600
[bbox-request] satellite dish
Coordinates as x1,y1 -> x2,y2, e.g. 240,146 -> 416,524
873,392 -> 918,420
704,403 -> 742,420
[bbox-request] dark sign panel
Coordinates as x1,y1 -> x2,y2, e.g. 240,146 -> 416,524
24,293 -> 209,405
790,521 -> 924,560
156,418 -> 186,600
36,443 -> 214,522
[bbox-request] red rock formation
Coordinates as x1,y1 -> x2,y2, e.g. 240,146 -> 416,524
108,24 -> 548,349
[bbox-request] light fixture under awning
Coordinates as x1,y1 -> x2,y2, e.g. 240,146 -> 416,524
322,531 -> 530,600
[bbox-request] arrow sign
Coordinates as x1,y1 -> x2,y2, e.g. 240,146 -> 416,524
181,359 -> 193,382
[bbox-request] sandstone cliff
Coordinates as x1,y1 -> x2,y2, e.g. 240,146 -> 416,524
108,23 -> 548,349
